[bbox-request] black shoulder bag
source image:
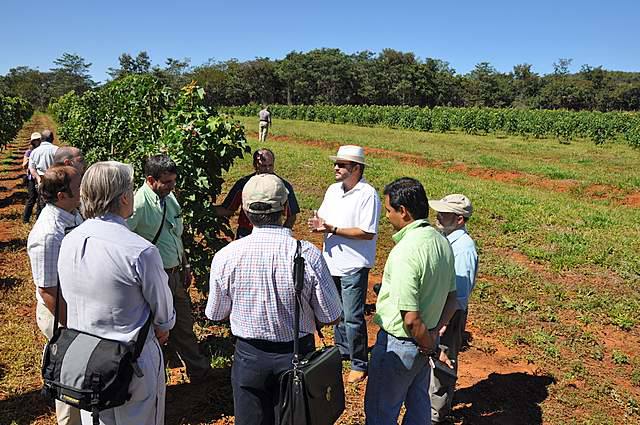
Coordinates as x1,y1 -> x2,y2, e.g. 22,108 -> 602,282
278,241 -> 345,425
41,283 -> 152,425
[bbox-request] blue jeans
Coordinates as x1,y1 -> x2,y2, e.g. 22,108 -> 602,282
333,268 -> 369,372
364,329 -> 431,425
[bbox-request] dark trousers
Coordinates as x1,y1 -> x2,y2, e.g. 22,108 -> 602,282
164,269 -> 211,377
22,178 -> 38,223
232,335 -> 314,425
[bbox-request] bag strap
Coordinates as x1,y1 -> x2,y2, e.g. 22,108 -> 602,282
292,240 -> 304,362
52,278 -> 61,338
151,201 -> 167,245
133,313 -> 153,360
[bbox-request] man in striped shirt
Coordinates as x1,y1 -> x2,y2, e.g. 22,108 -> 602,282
206,174 -> 342,425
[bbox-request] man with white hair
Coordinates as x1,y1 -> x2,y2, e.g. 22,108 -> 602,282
428,194 -> 479,423
58,161 -> 175,425
309,145 -> 381,384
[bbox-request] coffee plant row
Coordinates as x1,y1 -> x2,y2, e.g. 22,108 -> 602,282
223,104 -> 640,148
0,95 -> 33,149
50,75 -> 250,288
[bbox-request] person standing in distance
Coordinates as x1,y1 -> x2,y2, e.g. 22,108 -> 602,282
428,194 -> 478,423
22,132 -> 42,223
127,154 -> 214,384
258,105 -> 272,142
309,145 -> 381,384
28,129 -> 58,217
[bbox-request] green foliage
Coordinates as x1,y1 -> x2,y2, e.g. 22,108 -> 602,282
0,95 -> 33,148
223,104 -> 640,148
50,75 -> 249,288
612,350 -> 630,365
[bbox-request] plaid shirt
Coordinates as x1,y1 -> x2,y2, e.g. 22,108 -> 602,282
206,226 -> 342,342
27,204 -> 83,304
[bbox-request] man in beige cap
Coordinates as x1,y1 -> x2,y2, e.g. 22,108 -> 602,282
309,145 -> 381,383
428,194 -> 479,423
207,173 -> 342,425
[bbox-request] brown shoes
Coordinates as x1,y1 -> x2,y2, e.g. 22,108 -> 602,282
347,370 -> 368,384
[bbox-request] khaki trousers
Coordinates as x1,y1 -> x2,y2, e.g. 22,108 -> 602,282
259,121 -> 269,142
164,270 -> 210,378
429,309 -> 468,423
36,302 -> 82,425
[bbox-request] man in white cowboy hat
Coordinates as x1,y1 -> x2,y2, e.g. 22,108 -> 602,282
427,193 -> 479,423
309,145 -> 381,384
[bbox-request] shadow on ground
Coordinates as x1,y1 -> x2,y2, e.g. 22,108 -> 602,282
0,388 -> 53,425
0,238 -> 26,251
452,372 -> 555,424
0,191 -> 27,208
166,367 -> 234,425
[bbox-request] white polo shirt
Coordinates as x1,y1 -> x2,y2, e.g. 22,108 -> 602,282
317,178 -> 381,276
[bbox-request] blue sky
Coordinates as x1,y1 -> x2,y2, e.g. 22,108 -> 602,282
2,0 -> 638,83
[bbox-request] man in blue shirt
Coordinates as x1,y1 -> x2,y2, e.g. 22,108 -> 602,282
428,193 -> 479,423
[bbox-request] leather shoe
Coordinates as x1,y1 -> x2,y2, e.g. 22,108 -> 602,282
347,370 -> 367,384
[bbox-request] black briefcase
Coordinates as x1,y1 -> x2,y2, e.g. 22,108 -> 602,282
278,241 -> 345,425
279,346 -> 345,425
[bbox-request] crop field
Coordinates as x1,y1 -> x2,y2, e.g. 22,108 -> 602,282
1,113 -> 639,424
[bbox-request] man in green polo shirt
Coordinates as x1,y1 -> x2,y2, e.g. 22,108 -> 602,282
364,177 -> 458,425
128,154 -> 213,383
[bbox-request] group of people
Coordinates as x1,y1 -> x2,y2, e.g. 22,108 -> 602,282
24,129 -> 478,425
206,144 -> 479,425
26,135 -> 214,425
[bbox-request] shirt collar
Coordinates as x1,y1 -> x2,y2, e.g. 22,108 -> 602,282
98,213 -> 128,227
447,227 -> 467,244
392,219 -> 429,243
251,225 -> 292,236
141,182 -> 163,205
45,203 -> 79,226
341,177 -> 368,196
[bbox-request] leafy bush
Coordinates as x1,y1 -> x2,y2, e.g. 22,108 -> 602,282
51,76 -> 249,287
222,104 -> 640,147
0,95 -> 33,149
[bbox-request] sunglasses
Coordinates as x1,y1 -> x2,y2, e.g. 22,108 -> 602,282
334,162 -> 355,169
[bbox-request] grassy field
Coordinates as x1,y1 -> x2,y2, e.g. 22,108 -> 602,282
229,116 -> 640,423
1,115 -> 639,424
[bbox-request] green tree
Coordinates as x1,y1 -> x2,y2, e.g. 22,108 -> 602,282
49,53 -> 94,99
107,51 -> 152,79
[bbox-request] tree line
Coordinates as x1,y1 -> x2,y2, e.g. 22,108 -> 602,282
2,49 -> 640,112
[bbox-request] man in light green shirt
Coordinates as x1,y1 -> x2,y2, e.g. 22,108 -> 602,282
128,154 -> 212,383
365,177 -> 458,425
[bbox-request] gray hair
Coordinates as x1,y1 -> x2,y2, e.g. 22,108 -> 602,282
81,161 -> 134,218
53,146 -> 81,166
41,129 -> 54,143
